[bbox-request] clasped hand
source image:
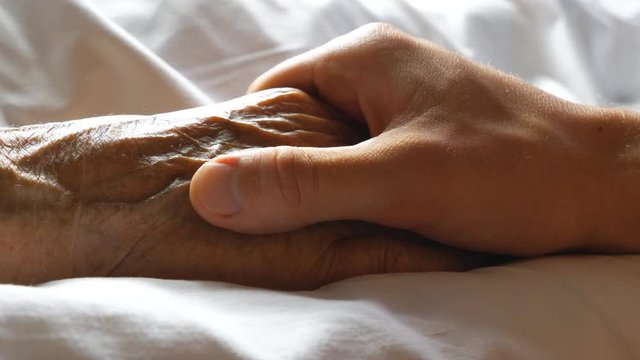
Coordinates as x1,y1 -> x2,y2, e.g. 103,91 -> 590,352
0,88 -> 485,289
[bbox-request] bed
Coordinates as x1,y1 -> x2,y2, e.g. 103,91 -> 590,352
0,0 -> 639,358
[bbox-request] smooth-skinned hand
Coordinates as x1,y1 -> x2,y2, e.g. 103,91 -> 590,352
190,23 -> 640,256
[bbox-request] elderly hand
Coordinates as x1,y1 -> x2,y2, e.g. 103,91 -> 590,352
190,23 -> 640,256
0,88 -> 489,289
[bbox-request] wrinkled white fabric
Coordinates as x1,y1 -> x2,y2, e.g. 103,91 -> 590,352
0,0 -> 639,359
1,255 -> 640,359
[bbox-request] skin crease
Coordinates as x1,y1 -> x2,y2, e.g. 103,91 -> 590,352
0,88 -> 495,290
190,23 -> 640,256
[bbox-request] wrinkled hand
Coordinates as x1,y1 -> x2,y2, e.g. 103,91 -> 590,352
0,88 -> 490,289
190,23 -> 640,256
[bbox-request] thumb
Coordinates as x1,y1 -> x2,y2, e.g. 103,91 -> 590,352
189,143 -> 393,234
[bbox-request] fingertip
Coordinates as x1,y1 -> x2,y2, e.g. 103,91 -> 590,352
190,150 -> 306,235
189,159 -> 242,226
189,164 -> 215,223
246,74 -> 268,94
246,55 -> 317,94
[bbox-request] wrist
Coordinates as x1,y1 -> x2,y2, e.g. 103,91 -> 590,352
0,128 -> 75,282
0,126 -> 70,210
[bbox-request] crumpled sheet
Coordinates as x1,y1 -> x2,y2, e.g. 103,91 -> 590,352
0,0 -> 639,359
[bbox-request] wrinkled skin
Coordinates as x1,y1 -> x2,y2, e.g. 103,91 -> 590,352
0,88 -> 494,290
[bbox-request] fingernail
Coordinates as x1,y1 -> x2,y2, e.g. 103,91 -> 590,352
192,161 -> 242,216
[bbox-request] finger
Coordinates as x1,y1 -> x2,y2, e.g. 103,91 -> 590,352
315,231 -> 499,285
247,52 -> 317,95
189,141 -> 398,234
247,22 -> 405,95
248,48 -> 365,121
247,23 -> 416,126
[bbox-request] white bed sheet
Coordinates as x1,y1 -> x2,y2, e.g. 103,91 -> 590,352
0,0 -> 639,359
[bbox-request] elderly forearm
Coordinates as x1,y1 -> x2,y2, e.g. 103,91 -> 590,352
0,119 -> 143,282
0,125 -> 76,283
0,89 -> 489,289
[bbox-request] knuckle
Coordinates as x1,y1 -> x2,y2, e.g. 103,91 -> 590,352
347,23 -> 417,66
270,146 -> 314,210
359,22 -> 399,37
357,22 -> 409,44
